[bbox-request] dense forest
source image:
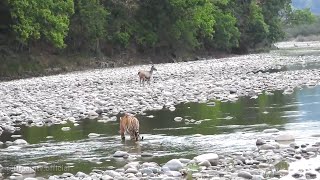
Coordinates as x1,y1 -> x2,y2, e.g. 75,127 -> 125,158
0,0 -> 316,78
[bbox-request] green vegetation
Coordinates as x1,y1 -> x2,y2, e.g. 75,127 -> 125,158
0,0 -> 313,78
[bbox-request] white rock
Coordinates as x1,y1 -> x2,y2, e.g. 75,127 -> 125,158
101,175 -> 113,180
13,166 -> 35,174
275,134 -> 295,141
113,151 -> 129,157
13,139 -> 28,145
88,133 -> 100,138
61,127 -> 71,131
174,117 -> 183,122
163,159 -> 184,171
193,153 -> 219,164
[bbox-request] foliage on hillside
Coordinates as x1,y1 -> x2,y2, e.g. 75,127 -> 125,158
0,0 -> 315,60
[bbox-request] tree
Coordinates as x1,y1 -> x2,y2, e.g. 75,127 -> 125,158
68,0 -> 108,54
289,8 -> 316,26
206,0 -> 240,51
135,0 -> 215,54
8,0 -> 74,48
232,0 -> 269,52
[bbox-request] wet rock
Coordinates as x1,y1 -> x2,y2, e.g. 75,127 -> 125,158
88,133 -> 100,138
163,159 -> 183,171
103,170 -> 121,178
292,172 -> 303,178
306,147 -> 318,152
61,173 -> 73,178
13,139 -> 28,145
256,139 -> 266,146
101,174 -> 113,180
140,168 -> 153,175
277,170 -> 289,176
193,153 -> 219,164
198,160 -> 211,167
75,171 -> 87,178
173,117 -> 183,122
305,172 -> 317,179
61,127 -> 71,131
263,128 -> 279,133
238,171 -> 253,179
113,151 -> 129,157
275,134 -> 295,141
13,166 -> 35,174
125,168 -> 138,174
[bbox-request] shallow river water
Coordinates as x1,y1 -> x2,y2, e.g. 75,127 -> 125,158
1,85 -> 320,177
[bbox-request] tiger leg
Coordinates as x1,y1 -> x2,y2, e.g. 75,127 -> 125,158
119,117 -> 125,140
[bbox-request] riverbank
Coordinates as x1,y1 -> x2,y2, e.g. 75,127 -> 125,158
0,47 -> 234,82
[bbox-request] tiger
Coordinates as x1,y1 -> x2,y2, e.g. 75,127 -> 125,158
119,113 -> 143,141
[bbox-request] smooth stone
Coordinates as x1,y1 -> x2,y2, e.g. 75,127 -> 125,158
173,117 -> 183,122
238,171 -> 253,179
292,172 -> 303,178
88,133 -> 100,138
198,160 -> 211,167
305,172 -> 317,178
75,171 -> 87,178
13,139 -> 28,145
256,139 -> 266,146
61,127 -> 71,131
306,147 -> 318,152
278,170 -> 289,175
275,134 -> 295,141
140,168 -> 153,175
263,128 -> 279,133
163,159 -> 183,171
103,170 -> 121,177
125,168 -> 139,174
101,175 -> 113,180
113,151 -> 129,157
13,166 -> 35,174
193,153 -> 219,164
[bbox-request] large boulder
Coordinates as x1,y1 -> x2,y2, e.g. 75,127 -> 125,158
163,159 -> 184,171
193,153 -> 219,164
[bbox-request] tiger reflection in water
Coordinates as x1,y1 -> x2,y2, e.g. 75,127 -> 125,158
119,113 -> 143,141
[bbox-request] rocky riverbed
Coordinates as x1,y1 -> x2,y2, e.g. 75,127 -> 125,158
2,129 -> 319,180
1,41 -> 320,179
